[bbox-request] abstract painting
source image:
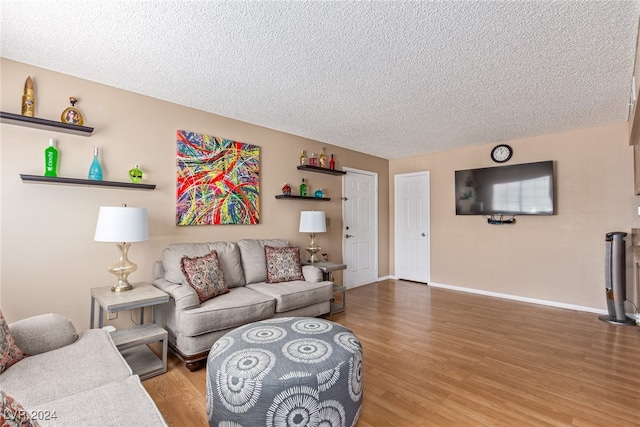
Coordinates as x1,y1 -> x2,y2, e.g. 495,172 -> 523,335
176,130 -> 260,225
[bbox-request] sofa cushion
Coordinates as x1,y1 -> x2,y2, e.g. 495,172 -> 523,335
237,239 -> 289,284
0,329 -> 131,408
0,310 -> 24,374
264,246 -> 305,283
177,287 -> 275,337
28,376 -> 167,427
10,313 -> 78,356
247,280 -> 333,313
181,250 -> 230,303
163,242 -> 245,288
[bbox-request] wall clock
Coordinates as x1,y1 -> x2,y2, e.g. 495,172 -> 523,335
491,144 -> 513,163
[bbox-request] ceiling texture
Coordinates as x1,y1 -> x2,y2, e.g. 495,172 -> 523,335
2,1 -> 640,159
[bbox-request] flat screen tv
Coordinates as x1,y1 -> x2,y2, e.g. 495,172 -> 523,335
455,160 -> 554,216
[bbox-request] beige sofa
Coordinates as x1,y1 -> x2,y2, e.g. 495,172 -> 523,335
152,239 -> 334,371
0,313 -> 166,426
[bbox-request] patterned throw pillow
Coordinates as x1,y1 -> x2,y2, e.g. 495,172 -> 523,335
0,310 -> 24,374
180,250 -> 230,303
264,246 -> 305,283
0,390 -> 40,427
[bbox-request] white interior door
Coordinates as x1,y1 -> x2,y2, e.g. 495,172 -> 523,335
343,169 -> 378,288
395,172 -> 430,283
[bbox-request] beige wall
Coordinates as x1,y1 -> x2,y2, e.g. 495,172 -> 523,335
3,57 -> 637,328
390,123 -> 639,311
0,59 -> 389,328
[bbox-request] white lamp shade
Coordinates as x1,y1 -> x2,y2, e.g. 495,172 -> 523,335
299,211 -> 327,233
94,206 -> 149,243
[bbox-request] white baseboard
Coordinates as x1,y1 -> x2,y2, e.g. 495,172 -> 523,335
377,278 -> 639,321
428,281 -> 610,315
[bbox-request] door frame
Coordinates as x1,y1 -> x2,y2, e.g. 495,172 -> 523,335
394,171 -> 431,283
342,167 -> 379,287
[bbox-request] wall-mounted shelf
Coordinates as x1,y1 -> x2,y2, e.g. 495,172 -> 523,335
20,174 -> 156,190
297,165 -> 346,176
1,111 -> 94,136
275,194 -> 330,201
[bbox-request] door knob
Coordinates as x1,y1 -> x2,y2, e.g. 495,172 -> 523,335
421,233 -> 426,237
345,234 -> 354,238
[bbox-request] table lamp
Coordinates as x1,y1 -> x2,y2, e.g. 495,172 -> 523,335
94,204 -> 149,292
299,211 -> 326,263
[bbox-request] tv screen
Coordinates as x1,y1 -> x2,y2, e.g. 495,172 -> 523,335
455,161 -> 554,215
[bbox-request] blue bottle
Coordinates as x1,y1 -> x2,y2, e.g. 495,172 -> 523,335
88,146 -> 103,180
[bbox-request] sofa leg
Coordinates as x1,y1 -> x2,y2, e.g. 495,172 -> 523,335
186,360 -> 205,372
168,342 -> 209,372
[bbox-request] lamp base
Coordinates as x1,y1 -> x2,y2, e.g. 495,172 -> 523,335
306,233 -> 321,263
112,280 -> 133,292
306,248 -> 321,263
108,242 -> 137,292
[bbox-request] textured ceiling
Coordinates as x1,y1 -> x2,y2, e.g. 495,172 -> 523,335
2,1 -> 640,159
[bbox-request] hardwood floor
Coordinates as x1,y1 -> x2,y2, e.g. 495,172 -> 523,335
143,279 -> 640,426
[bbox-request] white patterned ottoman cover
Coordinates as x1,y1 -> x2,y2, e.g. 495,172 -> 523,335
206,317 -> 363,427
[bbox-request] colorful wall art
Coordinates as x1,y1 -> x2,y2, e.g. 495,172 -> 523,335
176,130 -> 260,225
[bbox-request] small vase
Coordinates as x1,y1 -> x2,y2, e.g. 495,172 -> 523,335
282,183 -> 291,196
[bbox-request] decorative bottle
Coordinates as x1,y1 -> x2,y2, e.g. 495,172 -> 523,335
319,147 -> 326,168
44,139 -> 58,177
88,147 -> 103,181
329,154 -> 335,170
309,153 -> 317,167
21,76 -> 35,117
282,183 -> 291,196
128,165 -> 143,183
299,178 -> 307,197
60,97 -> 84,126
314,188 -> 323,198
300,150 -> 307,166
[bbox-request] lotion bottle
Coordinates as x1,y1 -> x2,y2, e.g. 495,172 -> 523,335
88,146 -> 103,180
44,138 -> 58,177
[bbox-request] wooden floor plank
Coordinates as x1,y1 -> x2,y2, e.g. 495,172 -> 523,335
143,279 -> 640,426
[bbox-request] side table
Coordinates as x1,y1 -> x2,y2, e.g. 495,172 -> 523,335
304,261 -> 347,314
90,282 -> 169,380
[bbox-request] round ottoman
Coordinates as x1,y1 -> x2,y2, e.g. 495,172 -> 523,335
206,317 -> 363,427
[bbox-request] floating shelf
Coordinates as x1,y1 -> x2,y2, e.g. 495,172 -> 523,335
297,165 -> 346,176
275,194 -> 330,201
1,111 -> 94,136
20,174 -> 156,190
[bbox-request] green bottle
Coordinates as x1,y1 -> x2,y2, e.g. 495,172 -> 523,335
300,178 -> 307,197
44,138 -> 58,177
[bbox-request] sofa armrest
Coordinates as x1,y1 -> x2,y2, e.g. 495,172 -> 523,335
302,265 -> 324,283
9,313 -> 78,356
153,278 -> 200,311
